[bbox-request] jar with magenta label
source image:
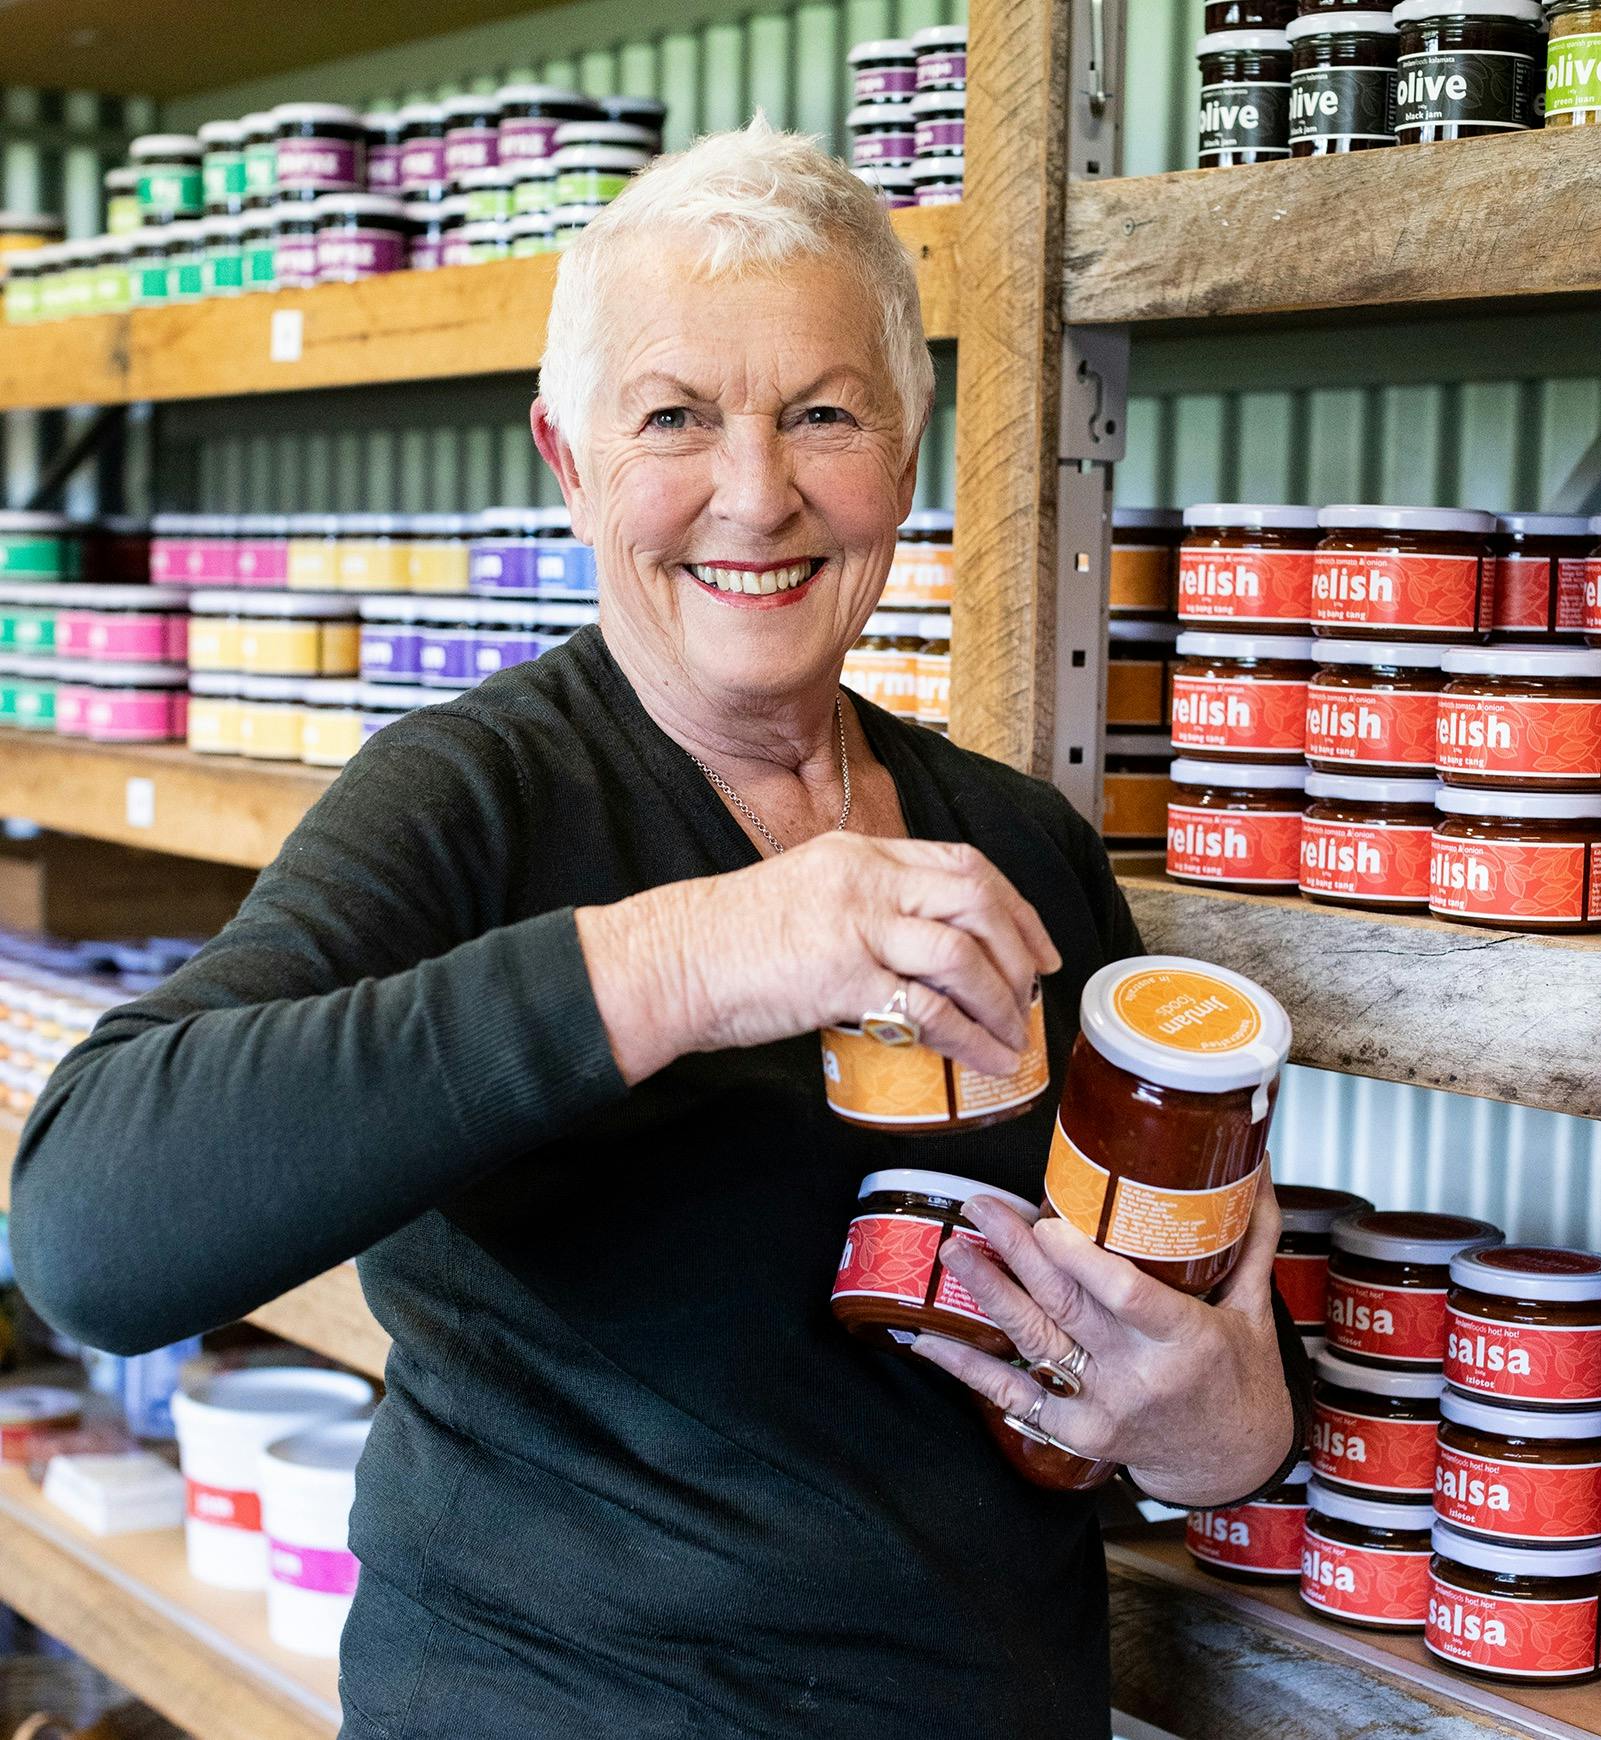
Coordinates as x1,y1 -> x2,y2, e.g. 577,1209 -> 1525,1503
829,1170 -> 1041,1357
1428,1523 -> 1601,1683
314,196 -> 413,283
1312,1348 -> 1444,1498
1276,1186 -> 1374,1339
56,585 -> 189,665
1170,632 -> 1313,763
1166,757 -> 1307,890
1045,957 -> 1290,1296
1286,11 -> 1399,155
1187,1458 -> 1311,1581
1196,31 -> 1293,167
847,38 -> 917,104
1436,646 -> 1601,791
912,89 -> 965,157
397,104 -> 448,197
1447,1243 -> 1601,1406
909,157 -> 964,206
1179,504 -> 1318,630
442,92 -> 501,178
1306,639 -> 1446,774
1436,1390 -> 1601,1546
363,112 -> 405,193
272,202 -> 320,290
77,665 -> 189,743
1314,506 -> 1495,641
1432,787 -> 1601,931
1493,513 -> 1591,639
1395,0 -> 1544,141
857,165 -> 918,209
273,104 -> 363,202
847,105 -> 917,169
1303,1480 -> 1435,1630
1328,1210 -> 1504,1369
496,86 -> 600,166
1301,772 -> 1441,910
912,24 -> 968,90
232,515 -> 290,588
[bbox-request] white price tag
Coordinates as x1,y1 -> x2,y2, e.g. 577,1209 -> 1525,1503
270,308 -> 304,363
125,777 -> 155,830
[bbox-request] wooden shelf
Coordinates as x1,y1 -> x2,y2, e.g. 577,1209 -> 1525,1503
0,205 -> 960,412
1119,870 -> 1601,1121
1065,127 -> 1601,329
1107,1525 -> 1599,1740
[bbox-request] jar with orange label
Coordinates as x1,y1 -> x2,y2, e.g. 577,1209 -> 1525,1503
1427,1524 -> 1601,1684
820,985 -> 1049,1134
1312,1348 -> 1443,1499
829,1169 -> 1040,1357
1302,1480 -> 1434,1630
914,613 -> 950,731
883,509 -> 955,609
1178,504 -> 1319,631
1305,640 -> 1445,775
1187,1458 -> 1310,1582
1446,1244 -> 1601,1408
1107,621 -> 1178,733
1300,772 -> 1440,911
1112,507 -> 1181,617
1044,956 -> 1291,1296
1436,647 -> 1601,791
1276,1185 -> 1374,1336
1166,758 -> 1306,891
1431,788 -> 1601,932
1170,632 -> 1313,763
1313,507 -> 1495,641
1493,514 -> 1592,640
840,610 -> 922,718
1435,1392 -> 1601,1547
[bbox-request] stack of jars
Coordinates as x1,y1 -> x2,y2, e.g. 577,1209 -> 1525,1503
1165,504 -> 1601,934
846,25 -> 967,209
1106,508 -> 1184,844
840,510 -> 953,732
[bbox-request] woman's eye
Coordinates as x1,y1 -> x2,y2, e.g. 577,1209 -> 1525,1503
648,408 -> 689,431
804,405 -> 851,426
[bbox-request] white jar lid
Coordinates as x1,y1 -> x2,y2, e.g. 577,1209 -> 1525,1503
1441,645 -> 1601,680
1184,503 -> 1320,531
187,672 -> 242,697
455,165 -> 511,189
1432,1520 -> 1601,1579
1333,1209 -> 1503,1265
1171,757 -> 1308,790
912,24 -> 968,49
1316,1348 -> 1446,1401
398,102 -> 444,124
1495,511 -> 1594,538
901,508 -> 955,534
1318,505 -> 1496,536
1176,632 -> 1316,661
237,675 -> 305,702
363,111 -> 401,129
300,679 -> 366,705
129,134 -> 202,159
856,1169 -> 1039,1223
55,584 -> 188,609
176,1365 -> 372,1421
358,597 -> 420,621
550,120 -> 656,150
1312,638 -> 1449,670
1436,787 -> 1601,821
471,600 -> 540,626
260,1415 -> 373,1496
1450,1242 -> 1601,1304
337,513 -> 404,535
1196,29 -> 1292,53
550,145 -> 651,171
534,602 -> 597,627
847,38 -> 915,61
911,90 -> 967,114
1307,1479 -> 1434,1532
236,591 -> 356,618
442,93 -> 502,120
919,613 -> 952,639
1395,0 -> 1541,23
1279,1185 -> 1373,1235
1441,1389 -> 1601,1442
495,83 -> 590,105
910,156 -> 965,181
1306,772 -> 1442,806
272,102 -> 362,126
0,511 -> 73,532
863,610 -> 925,637
414,599 -> 478,623
1287,10 -> 1398,38
846,105 -> 916,128
197,120 -> 245,146
311,193 -> 411,220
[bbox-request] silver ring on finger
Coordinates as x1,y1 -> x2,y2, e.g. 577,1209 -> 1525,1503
1002,1384 -> 1052,1445
860,981 -> 921,1047
1029,1340 -> 1091,1399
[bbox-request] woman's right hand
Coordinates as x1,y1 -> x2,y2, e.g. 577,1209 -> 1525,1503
575,834 -> 1061,1086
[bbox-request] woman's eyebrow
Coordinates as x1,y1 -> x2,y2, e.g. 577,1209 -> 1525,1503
627,372 -> 714,403
787,367 -> 874,400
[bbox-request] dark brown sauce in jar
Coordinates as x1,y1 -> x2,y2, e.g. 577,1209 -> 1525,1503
1287,11 -> 1400,154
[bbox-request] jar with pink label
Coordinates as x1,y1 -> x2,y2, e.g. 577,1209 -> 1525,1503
911,89 -> 965,157
1166,757 -> 1307,890
1436,646 -> 1601,792
1171,632 -> 1314,763
847,105 -> 917,169
65,665 -> 188,743
397,104 -> 447,196
1427,1524 -> 1601,1684
273,104 -> 364,201
847,39 -> 917,105
496,86 -> 600,166
1446,1244 -> 1601,1407
314,196 -> 413,283
1302,1479 -> 1434,1630
1300,773 -> 1440,911
1493,513 -> 1592,640
55,585 -> 189,665
233,515 -> 290,588
1435,1392 -> 1601,1547
1179,504 -> 1319,630
363,113 -> 405,193
442,92 -> 502,177
1305,639 -> 1445,774
1314,506 -> 1495,641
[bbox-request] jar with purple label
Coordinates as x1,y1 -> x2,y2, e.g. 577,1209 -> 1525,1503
272,201 -> 320,288
398,103 -> 447,196
443,91 -> 502,177
496,86 -> 601,166
911,155 -> 964,206
855,165 -> 917,209
510,160 -> 556,215
848,38 -> 918,104
315,195 -> 413,282
55,586 -> 190,665
78,664 -> 188,743
416,600 -> 482,687
456,165 -> 513,224
913,24 -> 968,91
598,95 -> 666,148
406,199 -> 453,269
359,598 -> 425,682
273,103 -> 365,201
848,105 -> 917,169
470,600 -> 543,680
233,514 -> 290,587
469,509 -> 539,592
364,112 -> 405,193
913,89 -> 966,157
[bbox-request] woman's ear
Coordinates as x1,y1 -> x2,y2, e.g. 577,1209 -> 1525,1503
531,399 -> 594,544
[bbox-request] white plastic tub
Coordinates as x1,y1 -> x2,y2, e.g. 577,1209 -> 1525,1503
261,1415 -> 373,1655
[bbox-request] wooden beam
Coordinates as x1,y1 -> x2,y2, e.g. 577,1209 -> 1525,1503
248,1266 -> 390,1384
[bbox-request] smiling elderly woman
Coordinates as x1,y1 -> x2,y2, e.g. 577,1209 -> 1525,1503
10,124 -> 1309,1739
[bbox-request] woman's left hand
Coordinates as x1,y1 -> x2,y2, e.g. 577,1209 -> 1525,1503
911,1172 -> 1296,1507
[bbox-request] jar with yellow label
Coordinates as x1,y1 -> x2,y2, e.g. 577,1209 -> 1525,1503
186,672 -> 245,755
335,513 -> 408,592
298,679 -> 367,766
1045,956 -> 1291,1296
406,513 -> 472,593
237,675 -> 305,760
286,514 -> 341,590
235,592 -> 360,677
186,592 -> 248,672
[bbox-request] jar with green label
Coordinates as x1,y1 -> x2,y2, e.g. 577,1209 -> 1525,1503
33,245 -> 67,321
91,236 -> 133,315
130,228 -> 172,307
204,213 -> 248,297
242,112 -> 279,206
460,219 -> 510,263
0,514 -> 80,580
1547,0 -> 1601,123
130,135 -> 204,222
241,209 -> 277,292
456,164 -> 512,223
510,159 -> 556,215
166,221 -> 206,302
198,118 -> 248,214
551,143 -> 648,206
0,588 -> 57,656
4,256 -> 41,325
508,210 -> 555,256
103,166 -> 140,235
553,203 -> 604,249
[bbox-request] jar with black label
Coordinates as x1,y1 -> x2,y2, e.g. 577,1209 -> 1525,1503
1287,11 -> 1400,154
1197,31 -> 1293,166
1393,0 -> 1544,140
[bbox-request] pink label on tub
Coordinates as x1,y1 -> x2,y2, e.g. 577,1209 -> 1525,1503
234,540 -> 289,586
277,139 -> 362,191
367,144 -> 403,190
399,139 -> 447,187
444,127 -> 499,173
55,687 -> 90,736
317,229 -> 408,279
915,119 -> 965,154
58,612 -> 185,663
268,1538 -> 360,1596
917,53 -> 967,88
853,133 -> 916,166
855,69 -> 917,101
84,688 -> 185,742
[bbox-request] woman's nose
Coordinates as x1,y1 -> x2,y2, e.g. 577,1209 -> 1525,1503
710,424 -> 802,537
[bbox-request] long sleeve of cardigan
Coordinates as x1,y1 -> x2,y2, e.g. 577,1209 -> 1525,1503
8,708 -> 627,1355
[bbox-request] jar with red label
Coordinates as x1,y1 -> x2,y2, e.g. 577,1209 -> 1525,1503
1328,1211 -> 1504,1369
1436,646 -> 1601,791
1431,788 -> 1601,932
1446,1244 -> 1601,1407
830,1170 -> 1040,1359
980,1384 -> 1120,1494
1305,639 -> 1445,774
1314,506 -> 1495,641
1178,504 -> 1318,630
1112,507 -> 1181,617
1187,1458 -> 1311,1581
1300,773 -> 1440,910
1312,1348 -> 1444,1498
1436,1391 -> 1601,1546
1170,632 -> 1313,763
1045,956 -> 1291,1297
1166,758 -> 1306,890
1276,1185 -> 1375,1334
1427,1522 -> 1601,1683
1302,1479 -> 1434,1629
1493,514 -> 1592,640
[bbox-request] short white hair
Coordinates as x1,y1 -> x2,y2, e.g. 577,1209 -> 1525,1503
538,116 -> 935,460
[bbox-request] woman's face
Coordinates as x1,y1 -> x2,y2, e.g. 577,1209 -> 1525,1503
535,239 -> 921,709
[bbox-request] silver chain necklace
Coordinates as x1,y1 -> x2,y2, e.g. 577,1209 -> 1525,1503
689,694 -> 852,855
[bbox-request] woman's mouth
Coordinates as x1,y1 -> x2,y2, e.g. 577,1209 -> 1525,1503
683,557 -> 826,598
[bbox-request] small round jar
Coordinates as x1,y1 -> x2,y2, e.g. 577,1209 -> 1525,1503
1306,639 -> 1447,773
909,156 -> 964,205
1046,956 -> 1290,1296
1187,1459 -> 1312,1581
76,664 -> 188,744
1113,507 -> 1183,616
1436,646 -> 1601,791
165,221 -> 206,303
469,600 -> 543,681
1548,1 -> 1601,126
198,119 -> 247,215
406,195 -> 462,270
271,201 -> 320,290
1197,30 -> 1293,167
55,584 -> 189,664
915,614 -> 951,729
455,164 -> 512,224
1314,506 -> 1495,641
358,598 -> 424,684
980,1391 -> 1119,1494
273,103 -> 365,201
104,166 -> 140,236
241,112 -> 278,206
1494,512 -> 1591,638
1286,11 -> 1400,155
830,1169 -> 1041,1357
912,89 -> 966,157
848,38 -> 917,105
1436,1390 -> 1601,1544
130,135 -> 204,223
202,214 -> 247,298
232,514 -> 290,588
236,675 -> 305,761
234,592 -> 359,677
551,144 -> 647,207
397,103 -> 448,195
0,512 -> 78,580
1432,787 -> 1601,930
496,86 -> 599,166
1301,772 -> 1441,909
1395,0 -> 1544,141
186,672 -> 244,756
1428,1522 -> 1601,1681
1277,1186 -> 1375,1333
1171,632 -> 1313,763
298,679 -> 367,768
442,92 -> 501,177
416,600 -> 482,686
1313,1348 -> 1444,1497
1205,0 -> 1294,24
363,111 -> 406,193
1166,758 -> 1307,890
1328,1210 -> 1504,1369
1447,1244 -> 1601,1406
1303,1480 -> 1435,1628
241,209 -> 277,292
1179,504 -> 1319,630
285,514 -> 340,589
913,24 -> 968,90
847,104 -> 917,169
313,195 -> 412,283
510,160 -> 557,216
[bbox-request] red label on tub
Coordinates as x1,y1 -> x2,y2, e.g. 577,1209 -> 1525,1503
1300,818 -> 1433,905
1312,1403 -> 1437,1495
1177,547 -> 1312,625
1302,1528 -> 1430,1625
1430,836 -> 1596,926
1446,1308 -> 1601,1405
1495,555 -> 1589,635
1304,683 -> 1439,770
269,1538 -> 360,1596
832,1214 -> 1002,1330
1436,693 -> 1601,783
1428,1570 -> 1600,1678
1274,1251 -> 1330,1326
1313,552 -> 1483,634
1170,675 -> 1307,755
186,1478 -> 262,1532
1166,804 -> 1302,886
1327,1276 -> 1445,1363
1435,1442 -> 1601,1542
1186,1500 -> 1306,1575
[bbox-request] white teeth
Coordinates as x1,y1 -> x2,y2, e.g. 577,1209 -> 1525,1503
687,560 -> 817,594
